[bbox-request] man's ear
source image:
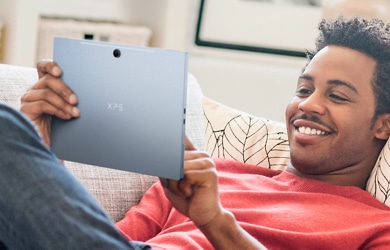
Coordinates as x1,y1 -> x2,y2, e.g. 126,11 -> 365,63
374,114 -> 390,140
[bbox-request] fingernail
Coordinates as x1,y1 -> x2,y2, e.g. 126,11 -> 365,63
72,107 -> 80,116
53,66 -> 61,75
69,94 -> 77,104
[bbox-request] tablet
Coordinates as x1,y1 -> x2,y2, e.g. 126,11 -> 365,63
51,37 -> 187,180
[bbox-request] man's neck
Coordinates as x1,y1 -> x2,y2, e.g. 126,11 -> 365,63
285,163 -> 370,189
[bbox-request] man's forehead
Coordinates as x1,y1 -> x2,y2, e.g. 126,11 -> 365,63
306,46 -> 377,72
312,45 -> 376,64
303,46 -> 377,90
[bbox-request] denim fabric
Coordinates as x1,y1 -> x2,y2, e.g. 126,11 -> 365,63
0,103 -> 151,250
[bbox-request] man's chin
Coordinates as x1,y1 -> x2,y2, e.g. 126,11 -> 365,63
289,156 -> 327,175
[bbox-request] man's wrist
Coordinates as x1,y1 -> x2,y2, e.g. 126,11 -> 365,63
197,208 -> 233,235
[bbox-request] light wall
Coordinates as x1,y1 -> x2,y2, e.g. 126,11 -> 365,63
186,1 -> 309,122
1,0 -> 311,122
188,53 -> 306,122
0,0 -> 40,66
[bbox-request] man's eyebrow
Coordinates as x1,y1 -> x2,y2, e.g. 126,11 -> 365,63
328,79 -> 358,94
298,74 -> 313,81
298,74 -> 358,94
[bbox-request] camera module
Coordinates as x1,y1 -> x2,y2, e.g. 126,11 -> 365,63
113,49 -> 121,58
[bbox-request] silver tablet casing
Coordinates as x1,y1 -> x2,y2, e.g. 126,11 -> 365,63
51,37 -> 187,180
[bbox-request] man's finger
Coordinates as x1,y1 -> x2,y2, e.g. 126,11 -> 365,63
21,88 -> 79,119
36,60 -> 61,78
29,74 -> 78,106
184,157 -> 215,171
185,136 -> 197,151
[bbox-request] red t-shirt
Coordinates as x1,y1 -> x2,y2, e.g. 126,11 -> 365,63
116,159 -> 390,249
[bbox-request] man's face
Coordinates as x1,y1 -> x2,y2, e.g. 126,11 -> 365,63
285,45 -> 379,175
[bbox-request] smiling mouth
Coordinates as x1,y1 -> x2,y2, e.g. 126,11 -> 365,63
296,126 -> 328,135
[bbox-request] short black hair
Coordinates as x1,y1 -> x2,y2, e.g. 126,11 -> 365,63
307,16 -> 390,119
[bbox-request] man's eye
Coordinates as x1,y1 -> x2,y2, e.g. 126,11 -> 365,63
329,94 -> 348,102
296,88 -> 312,96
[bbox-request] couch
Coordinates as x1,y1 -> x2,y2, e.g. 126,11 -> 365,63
1,63 -> 389,223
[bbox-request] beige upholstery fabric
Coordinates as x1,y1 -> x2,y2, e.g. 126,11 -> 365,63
0,64 -> 37,109
65,162 -> 159,222
0,63 -> 205,221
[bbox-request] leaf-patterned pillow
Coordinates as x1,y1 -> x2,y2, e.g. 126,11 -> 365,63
203,97 -> 390,207
367,141 -> 390,207
203,97 -> 289,171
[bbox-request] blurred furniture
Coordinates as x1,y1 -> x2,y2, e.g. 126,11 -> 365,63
0,21 -> 4,63
322,0 -> 390,22
36,17 -> 152,61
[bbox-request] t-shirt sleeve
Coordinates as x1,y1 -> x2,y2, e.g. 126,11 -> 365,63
115,181 -> 172,242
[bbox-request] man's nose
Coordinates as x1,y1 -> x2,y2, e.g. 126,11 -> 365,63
298,92 -> 326,115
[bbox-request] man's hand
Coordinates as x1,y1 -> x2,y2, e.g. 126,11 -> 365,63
160,137 -> 267,250
160,137 -> 222,228
20,60 -> 80,146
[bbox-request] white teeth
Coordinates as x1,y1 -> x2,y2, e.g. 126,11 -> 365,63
298,126 -> 325,135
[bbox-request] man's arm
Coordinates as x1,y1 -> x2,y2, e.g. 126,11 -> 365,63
160,138 -> 267,250
198,209 -> 267,250
20,60 -> 80,146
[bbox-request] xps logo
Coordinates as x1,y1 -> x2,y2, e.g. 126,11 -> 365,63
107,103 -> 124,111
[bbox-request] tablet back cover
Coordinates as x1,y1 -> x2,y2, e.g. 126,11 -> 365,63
51,37 -> 187,180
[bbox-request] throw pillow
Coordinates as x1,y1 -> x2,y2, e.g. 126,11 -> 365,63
203,97 -> 289,171
367,141 -> 390,207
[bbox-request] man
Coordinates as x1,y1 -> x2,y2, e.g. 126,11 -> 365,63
1,16 -> 390,249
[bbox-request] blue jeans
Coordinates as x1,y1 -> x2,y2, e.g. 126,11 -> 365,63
0,103 -> 150,250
